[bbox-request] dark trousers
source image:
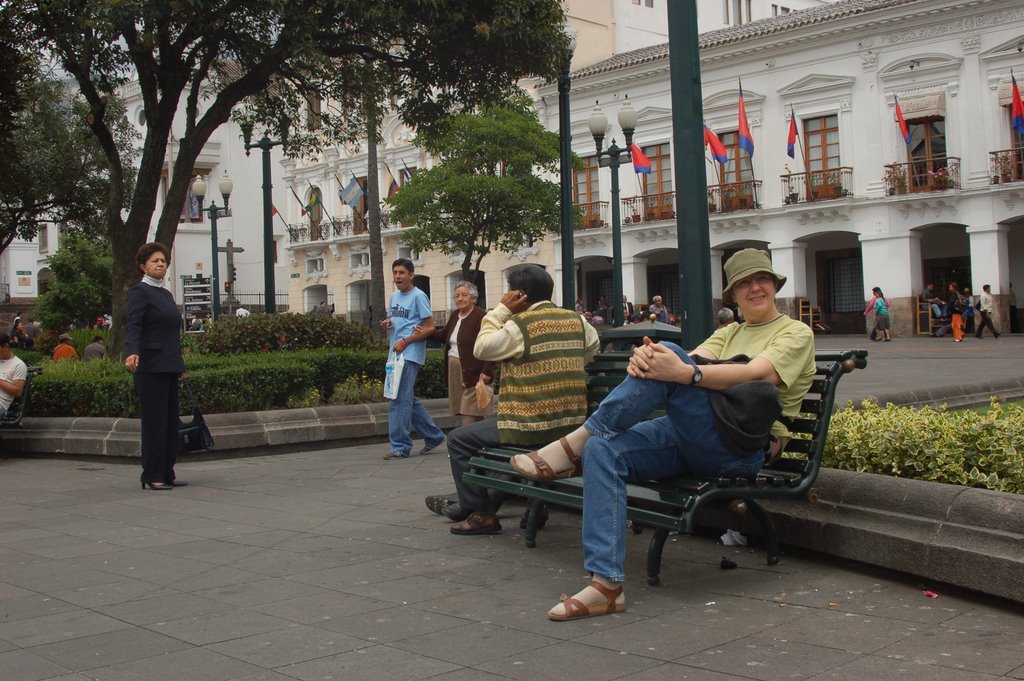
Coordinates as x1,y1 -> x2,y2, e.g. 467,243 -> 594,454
975,311 -> 999,337
134,372 -> 180,484
447,417 -> 507,514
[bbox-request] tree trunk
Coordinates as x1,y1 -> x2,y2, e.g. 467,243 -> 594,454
365,102 -> 387,331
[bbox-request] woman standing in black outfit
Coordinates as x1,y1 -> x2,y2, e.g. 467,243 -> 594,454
124,243 -> 186,490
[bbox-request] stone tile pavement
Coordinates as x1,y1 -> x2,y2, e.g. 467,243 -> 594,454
2,442 -> 1023,680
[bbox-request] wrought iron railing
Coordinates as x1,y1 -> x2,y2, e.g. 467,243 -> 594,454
779,167 -> 853,204
287,213 -> 390,243
574,201 -> 609,230
707,180 -> 762,214
621,191 -> 675,223
883,156 -> 961,195
989,147 -> 1024,184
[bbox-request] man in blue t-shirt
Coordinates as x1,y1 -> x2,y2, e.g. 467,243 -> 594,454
381,258 -> 446,460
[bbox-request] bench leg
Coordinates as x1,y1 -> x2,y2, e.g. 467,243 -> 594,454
646,528 -> 670,586
523,500 -> 543,548
745,499 -> 781,565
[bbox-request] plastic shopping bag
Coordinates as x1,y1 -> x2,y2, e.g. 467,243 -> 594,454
383,349 -> 405,400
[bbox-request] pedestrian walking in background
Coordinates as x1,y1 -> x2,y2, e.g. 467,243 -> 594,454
962,287 -> 976,335
864,287 -> 892,342
947,282 -> 966,343
975,284 -> 1001,339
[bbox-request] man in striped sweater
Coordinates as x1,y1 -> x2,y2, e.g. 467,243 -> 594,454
428,265 -> 599,535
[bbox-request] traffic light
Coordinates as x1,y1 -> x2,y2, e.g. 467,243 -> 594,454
224,281 -> 232,293
230,265 -> 237,283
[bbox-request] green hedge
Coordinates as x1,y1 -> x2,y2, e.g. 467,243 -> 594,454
186,314 -> 387,354
28,349 -> 447,417
825,399 -> 1024,494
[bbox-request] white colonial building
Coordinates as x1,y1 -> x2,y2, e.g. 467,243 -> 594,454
282,0 -> 1023,337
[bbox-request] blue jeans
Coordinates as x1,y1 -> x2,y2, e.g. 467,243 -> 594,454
580,343 -> 764,581
388,359 -> 445,455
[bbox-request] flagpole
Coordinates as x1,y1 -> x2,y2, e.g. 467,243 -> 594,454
791,106 -> 812,202
738,78 -> 757,208
288,185 -> 306,215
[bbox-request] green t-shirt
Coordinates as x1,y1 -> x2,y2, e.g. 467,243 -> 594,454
697,314 -> 815,441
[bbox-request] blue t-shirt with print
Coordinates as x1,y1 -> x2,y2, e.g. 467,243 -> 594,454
388,287 -> 432,365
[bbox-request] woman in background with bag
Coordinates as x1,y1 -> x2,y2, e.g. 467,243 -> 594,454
863,286 -> 892,342
124,243 -> 186,490
425,281 -> 495,426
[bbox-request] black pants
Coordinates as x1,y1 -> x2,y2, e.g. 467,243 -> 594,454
447,417 -> 507,514
134,372 -> 180,484
975,310 -> 999,338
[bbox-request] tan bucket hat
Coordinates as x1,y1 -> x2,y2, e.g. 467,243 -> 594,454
722,249 -> 787,304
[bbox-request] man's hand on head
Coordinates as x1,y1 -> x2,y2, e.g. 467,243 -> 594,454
501,289 -> 531,314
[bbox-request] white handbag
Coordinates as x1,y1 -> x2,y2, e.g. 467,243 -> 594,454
383,350 -> 405,400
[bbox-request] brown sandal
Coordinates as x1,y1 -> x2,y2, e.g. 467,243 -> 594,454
548,580 -> 625,621
510,437 -> 581,481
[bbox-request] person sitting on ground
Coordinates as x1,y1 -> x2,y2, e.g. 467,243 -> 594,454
509,249 -> 815,621
52,333 -> 80,361
82,336 -> 106,361
0,333 -> 27,418
425,264 -> 600,535
716,307 -> 735,329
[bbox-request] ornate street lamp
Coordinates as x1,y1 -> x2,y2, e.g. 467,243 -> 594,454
589,98 -> 638,327
192,172 -> 233,321
240,122 -> 284,313
558,24 -> 577,310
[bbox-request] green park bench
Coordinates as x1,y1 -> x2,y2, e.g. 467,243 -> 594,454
0,366 -> 43,429
463,348 -> 868,586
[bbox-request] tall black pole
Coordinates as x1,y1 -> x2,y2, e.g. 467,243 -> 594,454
608,147 -> 624,327
558,51 -> 575,310
207,206 -> 221,320
244,131 -> 284,314
668,1 -> 713,348
260,142 -> 276,313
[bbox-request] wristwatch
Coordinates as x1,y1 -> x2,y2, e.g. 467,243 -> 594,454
691,366 -> 703,385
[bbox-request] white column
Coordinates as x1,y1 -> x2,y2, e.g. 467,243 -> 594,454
966,224 -> 1010,293
858,232 -> 920,298
710,250 -> 724,299
767,241 -> 807,298
622,255 -> 648,306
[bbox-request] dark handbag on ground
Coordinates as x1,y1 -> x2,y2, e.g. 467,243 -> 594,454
179,379 -> 214,453
694,355 -> 783,456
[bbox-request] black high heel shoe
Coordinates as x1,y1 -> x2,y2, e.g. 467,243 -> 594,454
141,481 -> 173,490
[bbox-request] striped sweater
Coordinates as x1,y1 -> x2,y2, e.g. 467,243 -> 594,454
498,303 -> 589,446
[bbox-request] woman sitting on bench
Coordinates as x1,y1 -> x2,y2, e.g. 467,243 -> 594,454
510,249 -> 816,621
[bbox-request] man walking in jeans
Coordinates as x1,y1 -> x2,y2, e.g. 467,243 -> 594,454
975,284 -> 1001,339
381,258 -> 446,460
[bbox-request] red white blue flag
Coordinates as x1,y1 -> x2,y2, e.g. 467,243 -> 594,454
630,144 -> 651,174
738,80 -> 755,157
894,95 -> 911,145
704,125 -> 728,163
1012,73 -> 1024,135
786,107 -> 798,159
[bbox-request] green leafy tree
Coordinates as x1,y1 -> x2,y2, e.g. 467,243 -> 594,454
387,96 -> 561,281
8,0 -> 569,354
0,68 -> 135,254
34,234 -> 113,331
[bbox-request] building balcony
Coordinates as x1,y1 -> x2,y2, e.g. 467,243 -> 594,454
989,147 -> 1024,184
883,157 -> 961,196
779,167 -> 853,205
575,200 -> 609,230
287,213 -> 392,244
707,180 -> 762,214
621,191 -> 675,223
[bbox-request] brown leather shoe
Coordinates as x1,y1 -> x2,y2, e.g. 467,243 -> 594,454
449,513 -> 502,535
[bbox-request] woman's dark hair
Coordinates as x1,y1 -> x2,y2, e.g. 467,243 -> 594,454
136,242 -> 170,269
507,264 -> 553,303
872,287 -> 883,297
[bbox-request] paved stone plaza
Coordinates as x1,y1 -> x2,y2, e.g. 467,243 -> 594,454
2,435 -> 1024,681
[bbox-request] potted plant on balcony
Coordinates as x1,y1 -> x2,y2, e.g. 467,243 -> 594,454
883,164 -> 908,195
782,165 -> 799,204
995,152 -> 1014,184
928,166 -> 951,191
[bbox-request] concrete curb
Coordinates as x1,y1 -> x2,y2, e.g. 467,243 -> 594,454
859,376 -> 1024,410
